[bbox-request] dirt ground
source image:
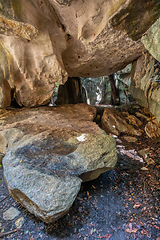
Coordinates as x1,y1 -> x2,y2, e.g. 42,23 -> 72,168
0,107 -> 160,240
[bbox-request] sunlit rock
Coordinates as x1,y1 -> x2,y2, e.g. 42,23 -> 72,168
142,18 -> 160,62
129,52 -> 160,122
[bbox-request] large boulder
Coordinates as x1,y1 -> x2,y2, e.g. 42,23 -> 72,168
1,104 -> 117,222
129,52 -> 160,122
101,107 -> 143,136
0,0 -> 160,107
141,18 -> 160,62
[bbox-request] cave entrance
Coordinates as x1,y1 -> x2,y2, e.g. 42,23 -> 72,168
53,64 -> 132,107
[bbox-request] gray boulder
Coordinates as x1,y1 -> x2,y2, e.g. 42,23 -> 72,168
1,104 -> 117,222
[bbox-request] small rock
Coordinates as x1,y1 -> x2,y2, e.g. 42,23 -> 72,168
141,167 -> 149,171
0,153 -> 5,164
135,112 -> 150,121
101,108 -> 142,136
15,217 -> 25,229
145,120 -> 160,138
116,138 -> 122,144
145,158 -> 155,165
139,148 -> 150,158
139,148 -> 155,165
122,136 -> 137,143
126,115 -> 143,126
3,207 -> 20,221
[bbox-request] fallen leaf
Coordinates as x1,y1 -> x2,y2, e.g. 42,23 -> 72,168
133,203 -> 141,208
92,185 -> 96,189
98,233 -> 112,239
20,159 -> 23,163
37,187 -> 42,192
87,191 -> 89,197
141,167 -> 148,171
141,229 -> 150,238
154,225 -> 159,229
125,228 -> 138,233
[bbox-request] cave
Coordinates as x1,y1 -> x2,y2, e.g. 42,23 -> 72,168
0,1 -> 160,239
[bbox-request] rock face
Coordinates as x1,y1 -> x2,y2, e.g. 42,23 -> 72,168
129,52 -> 160,122
142,18 -> 160,62
0,0 -> 160,107
1,104 -> 117,222
101,107 -> 143,136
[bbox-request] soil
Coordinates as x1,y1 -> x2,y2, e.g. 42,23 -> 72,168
0,105 -> 160,240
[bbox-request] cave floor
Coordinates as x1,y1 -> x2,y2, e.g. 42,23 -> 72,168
0,111 -> 160,240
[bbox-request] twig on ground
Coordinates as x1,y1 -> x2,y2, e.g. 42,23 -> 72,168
0,229 -> 19,238
0,195 -> 9,203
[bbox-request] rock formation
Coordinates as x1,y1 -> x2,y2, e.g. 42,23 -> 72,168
141,18 -> 160,62
101,107 -> 143,136
0,0 -> 160,107
128,17 -> 160,123
1,104 -> 117,222
129,51 -> 160,122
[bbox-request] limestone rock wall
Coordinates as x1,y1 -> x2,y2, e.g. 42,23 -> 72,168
129,52 -> 160,122
142,18 -> 160,62
128,18 -> 160,123
0,0 -> 160,107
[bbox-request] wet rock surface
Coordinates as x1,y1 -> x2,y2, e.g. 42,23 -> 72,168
0,104 -> 117,223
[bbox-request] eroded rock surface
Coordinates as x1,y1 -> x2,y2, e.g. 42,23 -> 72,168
101,107 -> 143,136
129,52 -> 160,122
1,104 -> 117,222
142,18 -> 160,62
0,0 -> 160,107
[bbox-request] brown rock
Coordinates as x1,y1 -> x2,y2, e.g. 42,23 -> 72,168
0,0 -> 159,107
101,108 -> 142,136
1,104 -> 117,222
145,120 -> 160,138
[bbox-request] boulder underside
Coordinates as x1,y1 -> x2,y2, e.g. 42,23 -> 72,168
0,0 -> 160,107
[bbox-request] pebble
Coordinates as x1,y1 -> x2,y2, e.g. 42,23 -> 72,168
15,217 -> 25,229
3,207 -> 20,221
141,167 -> 149,171
122,136 -> 137,143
